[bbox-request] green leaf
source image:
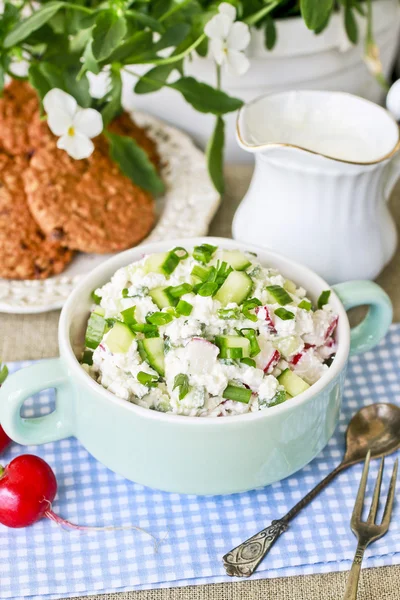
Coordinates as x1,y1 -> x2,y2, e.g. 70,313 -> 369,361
0,363 -> 8,386
173,373 -> 190,400
107,132 -> 165,195
300,0 -> 334,31
64,68 -> 91,108
4,1 -> 65,47
28,63 -> 52,105
317,290 -> 331,309
92,11 -> 127,61
134,64 -> 175,94
0,66 -> 5,95
206,117 -> 225,194
169,77 -> 243,115
107,31 -> 153,63
101,69 -> 122,125
37,62 -> 64,90
264,16 -> 277,50
126,10 -> 164,33
81,40 -> 100,76
154,23 -> 191,52
345,6 -> 358,44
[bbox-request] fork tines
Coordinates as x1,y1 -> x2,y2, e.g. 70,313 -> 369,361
351,450 -> 398,542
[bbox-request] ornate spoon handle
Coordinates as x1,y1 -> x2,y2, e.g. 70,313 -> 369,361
222,463 -> 345,577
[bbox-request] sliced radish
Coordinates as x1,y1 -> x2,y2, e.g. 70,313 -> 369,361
291,353 -> 303,366
325,315 -> 338,340
263,349 -> 281,374
256,306 -> 277,333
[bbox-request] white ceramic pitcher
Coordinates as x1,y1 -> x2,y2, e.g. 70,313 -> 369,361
233,90 -> 400,283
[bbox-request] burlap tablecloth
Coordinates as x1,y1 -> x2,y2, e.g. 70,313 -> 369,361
1,165 -> 399,599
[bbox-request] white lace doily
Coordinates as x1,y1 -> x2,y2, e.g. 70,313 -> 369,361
0,112 -> 221,314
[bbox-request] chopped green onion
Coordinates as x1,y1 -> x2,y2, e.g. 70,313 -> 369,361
298,299 -> 312,311
82,350 -> 93,366
121,306 -> 136,326
197,281 -> 219,297
137,371 -> 159,387
173,373 -> 190,400
193,244 -> 217,264
85,313 -> 106,350
122,288 -> 130,298
226,347 -> 243,359
275,308 -> 295,320
223,383 -> 252,404
131,323 -> 159,337
161,247 -> 189,275
218,308 -> 241,319
191,265 -> 210,281
106,318 -> 117,329
241,357 -> 256,368
91,290 -> 101,305
215,261 -> 233,286
167,283 -> 192,298
171,246 -> 189,260
240,328 -> 261,357
0,363 -> 8,385
146,312 -> 174,326
266,285 -> 292,306
269,390 -> 287,407
241,297 -> 262,322
176,300 -> 193,316
318,290 -> 331,309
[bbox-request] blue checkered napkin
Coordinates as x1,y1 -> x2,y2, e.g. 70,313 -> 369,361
1,325 -> 400,600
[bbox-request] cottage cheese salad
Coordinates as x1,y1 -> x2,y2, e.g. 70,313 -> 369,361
82,245 -> 338,417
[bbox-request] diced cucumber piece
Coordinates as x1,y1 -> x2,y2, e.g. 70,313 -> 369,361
141,337 -> 165,376
283,279 -> 297,294
144,252 -> 169,274
278,369 -> 310,396
94,306 -> 105,317
215,335 -> 251,359
85,312 -> 106,350
273,335 -> 301,359
149,287 -> 176,309
266,285 -> 292,306
106,322 -> 135,354
214,271 -> 253,306
223,383 -> 252,404
221,250 -> 251,271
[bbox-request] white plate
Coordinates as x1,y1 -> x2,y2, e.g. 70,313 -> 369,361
0,112 -> 221,314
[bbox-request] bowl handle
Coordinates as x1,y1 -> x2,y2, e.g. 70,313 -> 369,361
332,281 -> 392,356
0,358 -> 75,445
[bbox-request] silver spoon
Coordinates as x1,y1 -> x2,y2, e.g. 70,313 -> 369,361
222,403 -> 400,577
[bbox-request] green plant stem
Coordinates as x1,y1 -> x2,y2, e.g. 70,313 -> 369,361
244,0 -> 281,27
61,2 -> 93,14
216,64 -> 221,89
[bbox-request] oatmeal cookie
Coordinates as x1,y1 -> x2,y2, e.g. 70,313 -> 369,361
23,136 -> 156,254
0,80 -> 39,156
0,153 -> 73,280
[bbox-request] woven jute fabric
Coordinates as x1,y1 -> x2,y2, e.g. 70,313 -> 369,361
1,164 -> 400,598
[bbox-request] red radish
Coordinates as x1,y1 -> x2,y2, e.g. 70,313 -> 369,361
325,315 -> 338,340
255,306 -> 277,333
0,426 -> 12,455
291,352 -> 304,366
0,454 -> 158,543
0,455 -> 57,528
263,349 -> 281,374
304,343 -> 316,350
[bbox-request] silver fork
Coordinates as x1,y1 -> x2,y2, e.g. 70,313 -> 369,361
343,450 -> 398,600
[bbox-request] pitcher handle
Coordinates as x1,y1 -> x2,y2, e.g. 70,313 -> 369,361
333,281 -> 392,356
0,358 -> 75,445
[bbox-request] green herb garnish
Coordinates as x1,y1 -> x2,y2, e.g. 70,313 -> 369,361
269,390 -> 287,407
91,290 -> 101,305
131,323 -> 159,338
167,283 -> 192,298
240,329 -> 261,357
0,362 -> 9,385
146,312 -> 174,326
298,299 -> 312,311
318,290 -> 331,309
82,350 -> 94,366
218,308 -> 241,319
137,371 -> 159,387
197,281 -> 219,297
193,244 -> 217,264
121,306 -> 136,326
240,357 -> 256,368
274,308 -> 295,320
241,297 -> 262,322
176,300 -> 193,316
191,265 -> 211,282
173,373 -> 190,400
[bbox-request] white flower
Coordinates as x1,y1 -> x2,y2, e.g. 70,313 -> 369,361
204,2 -> 251,76
43,88 -> 103,160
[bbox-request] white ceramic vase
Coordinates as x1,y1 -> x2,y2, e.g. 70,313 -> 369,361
233,90 -> 400,284
120,0 -> 400,161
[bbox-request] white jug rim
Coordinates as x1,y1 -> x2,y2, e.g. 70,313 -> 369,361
236,90 -> 400,166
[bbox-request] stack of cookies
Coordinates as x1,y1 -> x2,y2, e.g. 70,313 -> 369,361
0,81 -> 158,280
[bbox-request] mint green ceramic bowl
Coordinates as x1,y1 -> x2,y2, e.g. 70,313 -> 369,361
0,238 -> 392,495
